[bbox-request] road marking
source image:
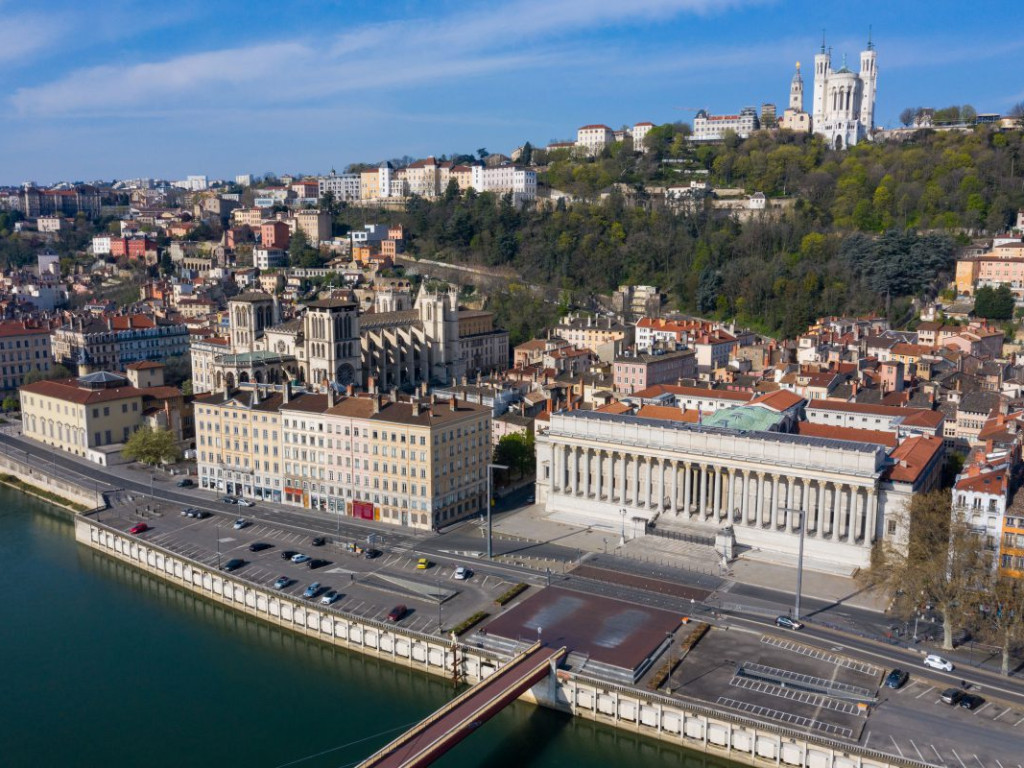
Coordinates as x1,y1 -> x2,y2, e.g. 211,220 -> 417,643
916,687 -> 933,699
995,760 -> 1004,768
973,756 -> 985,768
1015,716 -> 1024,727
951,749 -> 968,768
909,740 -> 925,762
931,745 -> 944,763
974,702 -> 991,716
889,736 -> 904,757
863,731 -> 871,748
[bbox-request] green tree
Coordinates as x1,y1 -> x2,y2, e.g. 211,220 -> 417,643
121,426 -> 182,466
981,574 -> 1024,676
974,284 -> 1015,320
1,395 -> 19,411
22,364 -> 72,386
493,431 -> 535,479
864,490 -> 988,650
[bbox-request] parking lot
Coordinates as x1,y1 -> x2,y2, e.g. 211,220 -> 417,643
675,625 -> 1024,768
108,501 -> 519,636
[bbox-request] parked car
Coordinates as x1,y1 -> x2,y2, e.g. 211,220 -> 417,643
291,553 -> 311,564
307,559 -> 330,569
364,549 -> 381,560
454,566 -> 469,580
129,522 -> 149,534
774,615 -> 804,631
416,558 -> 431,570
232,518 -> 248,530
176,478 -> 195,487
303,582 -> 321,599
386,604 -> 407,622
884,669 -> 909,689
311,536 -> 326,547
320,590 -> 339,605
180,507 -> 193,516
924,654 -> 955,672
194,510 -> 210,519
281,551 -> 298,560
941,688 -> 965,705
221,497 -> 236,504
959,694 -> 985,710
249,542 -> 273,552
235,499 -> 254,507
222,558 -> 246,572
272,576 -> 290,590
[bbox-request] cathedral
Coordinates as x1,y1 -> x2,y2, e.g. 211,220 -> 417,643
810,34 -> 877,149
190,285 -> 509,395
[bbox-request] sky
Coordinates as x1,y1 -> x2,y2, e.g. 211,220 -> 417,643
2,0 -> 1023,185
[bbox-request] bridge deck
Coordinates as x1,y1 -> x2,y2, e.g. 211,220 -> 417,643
358,642 -> 567,768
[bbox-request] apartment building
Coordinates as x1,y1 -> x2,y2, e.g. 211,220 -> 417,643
0,320 -> 53,391
195,387 -> 491,531
575,125 -> 614,156
318,173 -> 362,201
691,108 -> 760,141
52,314 -> 190,370
292,209 -> 332,245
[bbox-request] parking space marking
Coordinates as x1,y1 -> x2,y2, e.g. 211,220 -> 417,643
730,676 -> 863,715
951,749 -> 967,768
931,745 -> 943,763
760,635 -> 881,676
1015,716 -> 1024,727
994,759 -> 1004,768
916,687 -> 933,699
889,736 -> 904,757
716,697 -> 853,739
974,702 -> 991,716
973,755 -> 985,768
909,740 -> 925,762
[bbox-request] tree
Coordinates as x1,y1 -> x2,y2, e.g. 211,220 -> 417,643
864,490 -> 989,650
121,426 -> 182,466
974,284 -> 1015,320
981,574 -> 1024,676
22,364 -> 72,386
477,148 -> 489,160
1,395 -> 18,411
520,142 -> 533,166
493,431 -> 535,479
899,107 -> 916,127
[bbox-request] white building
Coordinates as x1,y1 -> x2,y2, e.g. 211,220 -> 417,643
235,174 -> 252,187
632,122 -> 655,152
318,173 -> 361,201
811,36 -> 877,149
536,408 -> 944,571
92,235 -> 112,256
780,62 -> 812,133
691,108 -> 759,142
576,124 -> 614,156
469,165 -> 537,204
254,247 -> 287,270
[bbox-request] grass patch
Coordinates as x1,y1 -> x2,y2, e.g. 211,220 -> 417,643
648,622 -> 709,691
448,611 -> 489,637
495,582 -> 528,606
0,473 -> 90,512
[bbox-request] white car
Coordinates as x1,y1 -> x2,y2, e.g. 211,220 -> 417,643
923,654 -> 954,672
235,499 -> 254,507
232,518 -> 248,530
454,566 -> 469,580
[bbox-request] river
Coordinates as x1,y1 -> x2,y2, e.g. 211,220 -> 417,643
0,488 -> 735,768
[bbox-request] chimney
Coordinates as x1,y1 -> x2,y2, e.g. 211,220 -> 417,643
450,396 -> 457,412
283,380 -> 291,404
390,388 -> 398,403
373,395 -> 381,414
368,376 -> 377,395
420,380 -> 428,397
327,387 -> 336,408
412,400 -> 421,417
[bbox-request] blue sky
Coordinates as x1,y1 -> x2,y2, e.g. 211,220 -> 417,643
2,0 -> 1022,185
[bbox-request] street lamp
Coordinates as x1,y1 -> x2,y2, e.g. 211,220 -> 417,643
791,508 -> 807,622
486,463 -> 509,559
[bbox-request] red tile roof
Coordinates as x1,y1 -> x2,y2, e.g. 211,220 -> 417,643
748,390 -> 804,412
636,405 -> 700,423
795,422 -> 897,447
955,470 -> 1008,494
886,436 -> 944,484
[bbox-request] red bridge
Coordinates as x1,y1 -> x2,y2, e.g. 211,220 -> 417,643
357,642 -> 567,768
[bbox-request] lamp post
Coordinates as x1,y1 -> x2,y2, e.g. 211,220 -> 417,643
790,508 -> 807,622
486,463 -> 508,559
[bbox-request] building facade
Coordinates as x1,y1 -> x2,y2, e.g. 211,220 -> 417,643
691,108 -> 759,142
52,315 -> 190,371
0,321 -> 53,391
811,36 -> 877,149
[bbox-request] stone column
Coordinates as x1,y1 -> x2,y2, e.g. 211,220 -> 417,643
759,473 -> 770,527
631,455 -> 639,506
570,447 -> 579,497
712,467 -> 722,520
797,478 -> 809,533
645,458 -> 653,509
656,459 -> 665,512
582,449 -> 591,498
865,488 -> 877,547
853,487 -> 865,542
698,465 -> 707,517
727,469 -> 736,522
551,443 -> 561,492
823,484 -> 834,536
742,470 -> 753,524
683,462 -> 692,515
619,452 -> 628,504
670,461 -> 679,515
771,475 -> 783,528
838,485 -> 849,539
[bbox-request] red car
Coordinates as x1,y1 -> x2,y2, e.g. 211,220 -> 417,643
386,605 -> 407,622
129,522 -> 149,534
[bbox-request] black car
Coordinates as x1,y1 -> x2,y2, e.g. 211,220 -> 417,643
249,542 -> 274,552
281,550 -> 298,560
941,688 -> 965,705
221,558 -> 246,572
959,694 -> 985,710
221,496 -> 236,504
364,548 -> 381,559
885,669 -> 909,689
176,478 -> 195,487
774,615 -> 804,631
194,510 -> 210,519
311,536 -> 326,547
308,558 -> 331,569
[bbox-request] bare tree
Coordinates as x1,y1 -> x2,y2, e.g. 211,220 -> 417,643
982,574 -> 1024,676
864,490 -> 988,650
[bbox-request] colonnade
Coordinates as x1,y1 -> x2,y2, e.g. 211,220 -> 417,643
550,443 -> 876,546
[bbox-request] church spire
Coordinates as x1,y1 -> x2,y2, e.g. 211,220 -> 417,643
820,29 -> 826,54
867,24 -> 874,51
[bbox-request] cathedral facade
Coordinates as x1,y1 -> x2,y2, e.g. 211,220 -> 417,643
810,36 -> 877,149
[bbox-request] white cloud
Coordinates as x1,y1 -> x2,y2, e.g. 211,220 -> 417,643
0,13 -> 66,64
10,0 -> 768,117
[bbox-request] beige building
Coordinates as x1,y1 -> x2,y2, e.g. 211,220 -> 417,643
231,208 -> 265,228
21,369 -> 187,465
576,124 -> 614,156
195,386 -> 491,530
0,320 -> 54,392
292,209 -> 331,245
